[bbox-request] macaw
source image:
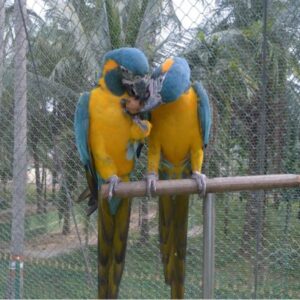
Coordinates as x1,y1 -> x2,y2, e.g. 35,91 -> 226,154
74,47 -> 152,299
143,57 -> 212,299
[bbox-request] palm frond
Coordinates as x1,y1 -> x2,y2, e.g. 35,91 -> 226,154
46,0 -> 100,74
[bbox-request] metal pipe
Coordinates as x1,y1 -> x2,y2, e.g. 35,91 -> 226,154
98,174 -> 300,199
202,194 -> 215,299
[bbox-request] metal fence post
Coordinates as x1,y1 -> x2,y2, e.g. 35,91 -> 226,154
203,193 -> 215,299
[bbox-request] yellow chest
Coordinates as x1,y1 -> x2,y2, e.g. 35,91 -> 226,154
89,87 -> 131,135
151,87 -> 201,162
88,87 -> 134,175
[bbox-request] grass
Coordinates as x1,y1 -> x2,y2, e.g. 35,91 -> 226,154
0,208 -> 61,243
1,239 -> 298,298
0,193 -> 299,298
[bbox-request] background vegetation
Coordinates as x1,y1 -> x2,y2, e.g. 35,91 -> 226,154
0,0 -> 300,298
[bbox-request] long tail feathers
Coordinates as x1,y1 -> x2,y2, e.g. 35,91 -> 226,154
77,167 -> 98,216
98,195 -> 131,299
98,194 -> 114,299
159,195 -> 173,284
159,194 -> 189,299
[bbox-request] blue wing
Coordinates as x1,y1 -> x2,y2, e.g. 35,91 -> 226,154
194,81 -> 212,148
74,92 -> 100,213
74,92 -> 91,166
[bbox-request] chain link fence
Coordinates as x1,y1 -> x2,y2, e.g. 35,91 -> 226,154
0,0 -> 300,298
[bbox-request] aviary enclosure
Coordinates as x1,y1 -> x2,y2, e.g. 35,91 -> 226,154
0,0 -> 300,298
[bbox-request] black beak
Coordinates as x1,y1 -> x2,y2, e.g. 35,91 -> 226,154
132,79 -> 149,100
121,74 -> 165,113
139,76 -> 165,113
139,95 -> 162,112
123,77 -> 149,99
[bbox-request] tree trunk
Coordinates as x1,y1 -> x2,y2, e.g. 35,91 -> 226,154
139,197 -> 149,243
0,0 -> 4,195
42,164 -> 47,212
62,192 -> 70,235
240,100 -> 266,257
32,142 -> 43,213
60,140 -> 77,235
272,100 -> 284,208
0,0 -> 4,113
270,54 -> 287,208
242,5 -> 269,294
51,100 -> 58,203
7,0 -> 27,298
52,168 -> 57,202
11,0 -> 27,260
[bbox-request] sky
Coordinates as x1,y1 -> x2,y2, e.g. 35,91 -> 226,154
26,0 -> 45,16
172,0 -> 212,29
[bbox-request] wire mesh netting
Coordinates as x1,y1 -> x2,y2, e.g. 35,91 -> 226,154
1,0 -> 300,298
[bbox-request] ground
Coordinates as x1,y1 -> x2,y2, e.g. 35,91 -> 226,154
0,202 -> 202,259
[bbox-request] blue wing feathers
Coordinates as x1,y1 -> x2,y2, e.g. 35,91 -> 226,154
194,81 -> 212,147
74,92 -> 91,166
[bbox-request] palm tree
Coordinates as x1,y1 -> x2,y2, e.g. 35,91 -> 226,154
34,0 -> 185,236
0,0 -> 5,203
184,0 -> 300,253
7,0 -> 27,297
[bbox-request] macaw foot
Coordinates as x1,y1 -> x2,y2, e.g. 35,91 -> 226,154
146,172 -> 158,198
191,172 -> 207,197
107,175 -> 120,202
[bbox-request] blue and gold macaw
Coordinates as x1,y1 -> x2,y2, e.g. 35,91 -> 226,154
143,57 -> 211,299
74,47 -> 151,299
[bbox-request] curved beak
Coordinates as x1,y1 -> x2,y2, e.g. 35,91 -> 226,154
121,73 -> 165,113
122,76 -> 149,98
139,94 -> 162,112
139,76 -> 165,113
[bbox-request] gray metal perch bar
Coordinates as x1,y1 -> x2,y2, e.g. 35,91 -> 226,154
100,174 -> 300,198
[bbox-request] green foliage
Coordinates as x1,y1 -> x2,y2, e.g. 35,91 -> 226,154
1,0 -> 300,298
124,0 -> 149,46
0,196 -> 299,298
185,0 -> 300,180
105,0 -> 122,48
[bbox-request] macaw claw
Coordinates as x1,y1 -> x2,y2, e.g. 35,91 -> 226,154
146,172 -> 158,198
107,175 -> 120,202
192,172 -> 207,197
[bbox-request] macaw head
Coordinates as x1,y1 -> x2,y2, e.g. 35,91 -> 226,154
140,57 -> 191,112
98,47 -> 150,99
